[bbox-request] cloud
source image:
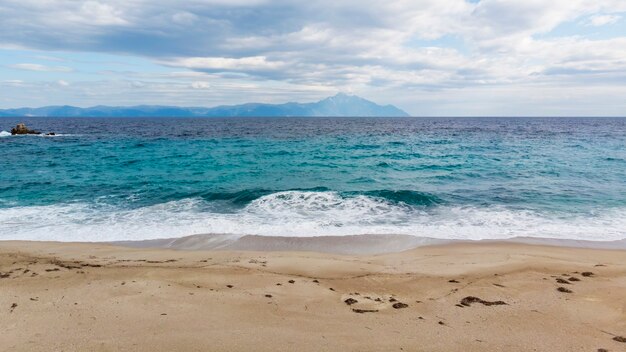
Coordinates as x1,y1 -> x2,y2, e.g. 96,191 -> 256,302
587,14 -> 622,26
0,0 -> 625,114
74,1 -> 128,26
3,79 -> 24,86
190,81 -> 211,89
168,56 -> 286,73
8,63 -> 73,72
171,11 -> 198,25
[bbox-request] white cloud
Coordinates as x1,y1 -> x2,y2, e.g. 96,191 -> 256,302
3,79 -> 24,86
587,14 -> 622,26
168,56 -> 287,72
9,63 -> 73,72
76,1 -> 128,26
0,0 -> 626,114
190,81 -> 211,89
128,81 -> 146,88
171,11 -> 198,25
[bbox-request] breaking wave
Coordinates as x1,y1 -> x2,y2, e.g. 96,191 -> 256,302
0,191 -> 624,242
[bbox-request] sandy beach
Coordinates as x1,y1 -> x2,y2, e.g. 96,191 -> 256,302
1,239 -> 625,351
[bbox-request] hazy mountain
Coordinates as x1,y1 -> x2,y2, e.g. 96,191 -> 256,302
0,94 -> 409,117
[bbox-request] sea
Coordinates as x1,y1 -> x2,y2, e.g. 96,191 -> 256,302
1,116 -> 625,243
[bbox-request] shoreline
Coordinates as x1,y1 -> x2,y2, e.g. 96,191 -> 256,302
113,233 -> 626,254
4,233 -> 626,255
2,239 -> 626,351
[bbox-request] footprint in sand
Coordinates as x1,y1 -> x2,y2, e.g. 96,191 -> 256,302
344,298 -> 358,305
344,294 -> 408,313
352,308 -> 378,313
613,336 -> 626,343
459,296 -> 507,307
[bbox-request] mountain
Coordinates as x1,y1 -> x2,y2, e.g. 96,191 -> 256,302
0,94 -> 409,117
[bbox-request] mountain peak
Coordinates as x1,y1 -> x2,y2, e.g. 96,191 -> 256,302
312,94 -> 408,117
325,92 -> 360,101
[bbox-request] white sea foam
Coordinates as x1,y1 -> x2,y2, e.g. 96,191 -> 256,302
0,131 -> 76,137
1,191 -> 625,242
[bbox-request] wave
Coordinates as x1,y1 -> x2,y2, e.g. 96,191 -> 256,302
1,191 -> 625,242
0,131 -> 77,138
201,189 -> 277,206
179,189 -> 439,209
360,190 -> 441,206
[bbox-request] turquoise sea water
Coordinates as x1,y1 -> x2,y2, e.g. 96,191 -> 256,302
1,117 -> 625,242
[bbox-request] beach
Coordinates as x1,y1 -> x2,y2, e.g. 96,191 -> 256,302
3,1 -> 626,350
2,239 -> 625,351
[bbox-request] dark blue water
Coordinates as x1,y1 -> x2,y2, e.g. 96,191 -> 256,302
1,117 -> 625,241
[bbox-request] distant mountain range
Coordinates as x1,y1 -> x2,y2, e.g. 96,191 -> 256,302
0,93 -> 409,117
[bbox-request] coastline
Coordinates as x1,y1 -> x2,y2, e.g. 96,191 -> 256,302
2,239 -> 626,351
110,233 -> 626,254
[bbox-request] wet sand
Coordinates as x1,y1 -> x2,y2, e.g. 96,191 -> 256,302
1,240 -> 626,351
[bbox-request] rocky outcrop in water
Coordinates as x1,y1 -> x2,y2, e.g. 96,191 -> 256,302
10,123 -> 40,135
9,123 -> 56,136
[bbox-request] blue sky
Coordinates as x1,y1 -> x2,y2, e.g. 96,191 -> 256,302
1,0 -> 626,116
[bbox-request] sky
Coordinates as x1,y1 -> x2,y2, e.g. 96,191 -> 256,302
1,0 -> 626,116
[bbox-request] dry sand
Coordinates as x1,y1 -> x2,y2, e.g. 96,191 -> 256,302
1,240 -> 626,351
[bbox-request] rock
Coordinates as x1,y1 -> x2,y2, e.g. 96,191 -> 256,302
10,123 -> 41,135
557,287 -> 572,293
46,132 -> 56,136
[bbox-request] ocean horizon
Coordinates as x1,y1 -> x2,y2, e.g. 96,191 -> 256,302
2,116 -> 625,243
